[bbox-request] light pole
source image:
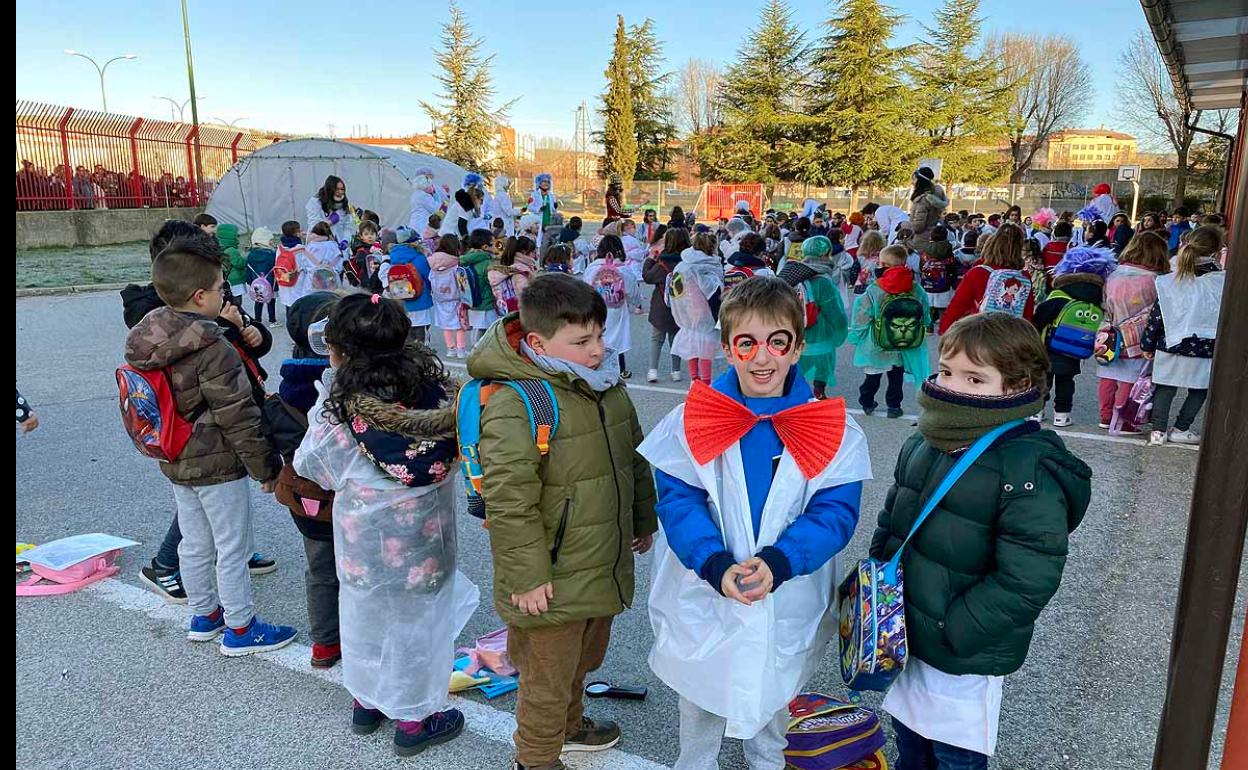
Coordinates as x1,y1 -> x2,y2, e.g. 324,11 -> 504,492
156,96 -> 203,123
180,0 -> 203,203
211,117 -> 246,129
64,50 -> 136,112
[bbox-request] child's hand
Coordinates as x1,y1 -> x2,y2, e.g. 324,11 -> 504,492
631,534 -> 653,554
721,564 -> 755,606
511,582 -> 554,616
219,303 -> 244,329
260,480 -> 276,494
19,413 -> 39,434
738,557 -> 774,601
240,324 -> 263,348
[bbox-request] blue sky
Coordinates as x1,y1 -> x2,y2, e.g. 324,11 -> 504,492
16,0 -> 1146,140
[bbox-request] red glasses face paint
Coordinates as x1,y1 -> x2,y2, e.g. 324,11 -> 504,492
731,330 -> 795,361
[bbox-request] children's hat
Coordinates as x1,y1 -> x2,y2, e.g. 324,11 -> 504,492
393,226 -> 418,244
1093,183 -> 1112,196
250,226 -> 274,246
802,235 -> 832,259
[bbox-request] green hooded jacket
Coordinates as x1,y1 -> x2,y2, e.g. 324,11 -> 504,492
218,223 -> 246,286
460,249 -> 497,312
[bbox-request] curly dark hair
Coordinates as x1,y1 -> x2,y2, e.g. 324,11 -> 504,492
149,219 -> 214,262
320,293 -> 450,426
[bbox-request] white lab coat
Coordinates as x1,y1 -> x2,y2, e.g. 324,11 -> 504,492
638,404 -> 872,739
305,195 -> 356,251
873,205 -> 910,245
491,176 -> 517,236
408,187 -> 444,233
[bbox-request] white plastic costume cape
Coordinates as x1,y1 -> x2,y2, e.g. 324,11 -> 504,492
581,258 -> 633,353
491,175 -> 517,236
872,204 -> 910,245
669,248 -> 724,360
1090,193 -> 1118,222
638,405 -> 872,739
408,170 -> 444,232
439,194 -> 490,238
294,389 -> 480,721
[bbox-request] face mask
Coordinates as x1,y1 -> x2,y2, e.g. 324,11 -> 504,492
308,318 -> 331,356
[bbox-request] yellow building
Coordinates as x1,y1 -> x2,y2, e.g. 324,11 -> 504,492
1040,128 -> 1138,170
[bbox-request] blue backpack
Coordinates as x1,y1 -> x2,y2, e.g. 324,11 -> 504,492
456,379 -> 560,520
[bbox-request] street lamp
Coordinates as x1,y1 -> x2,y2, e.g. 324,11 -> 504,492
210,116 -> 246,129
155,95 -> 204,123
64,49 -> 137,112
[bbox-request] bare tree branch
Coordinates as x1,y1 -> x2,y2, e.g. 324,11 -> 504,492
671,58 -> 723,137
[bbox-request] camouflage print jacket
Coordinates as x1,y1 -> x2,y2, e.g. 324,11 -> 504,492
125,307 -> 280,487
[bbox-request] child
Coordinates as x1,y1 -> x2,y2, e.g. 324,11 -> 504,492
850,244 -> 932,418
784,216 -> 812,265
346,220 -> 380,288
428,234 -> 469,359
582,234 -> 635,378
939,224 -> 1034,333
461,229 -> 501,348
643,227 -> 689,383
294,293 -> 476,757
1043,221 -> 1073,288
124,235 -> 294,655
639,276 -> 870,768
779,235 -> 849,400
1142,225 -> 1224,446
193,212 -> 218,236
244,226 -> 278,326
1022,237 -> 1049,307
542,243 -> 573,273
669,232 -> 724,385
466,274 -> 657,770
386,226 -> 434,343
219,223 -> 247,297
1097,232 -> 1168,433
489,235 -> 539,315
874,312 -> 1091,769
305,221 -> 345,293
556,215 -> 592,273
270,291 -> 342,669
852,230 -> 887,295
725,232 -> 775,290
918,224 -> 957,328
275,220 -> 309,309
424,213 -> 442,253
1032,245 -> 1117,426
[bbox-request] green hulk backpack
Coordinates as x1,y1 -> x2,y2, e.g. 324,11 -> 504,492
873,291 -> 926,351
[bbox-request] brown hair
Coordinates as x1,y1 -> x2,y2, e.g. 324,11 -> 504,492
858,230 -> 886,258
879,244 -> 908,265
718,275 -> 806,348
691,232 -> 718,256
358,220 -> 379,236
519,273 -> 607,338
434,234 -> 461,256
152,236 -> 227,306
978,224 -> 1025,270
662,226 -> 691,255
1118,231 -> 1170,274
311,221 -> 334,239
1174,225 -> 1222,280
940,313 -> 1050,394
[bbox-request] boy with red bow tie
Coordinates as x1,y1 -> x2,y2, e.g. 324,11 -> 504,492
638,276 -> 872,769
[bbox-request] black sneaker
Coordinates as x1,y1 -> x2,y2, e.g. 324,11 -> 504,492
394,708 -> 464,756
886,407 -> 904,419
248,552 -> 277,576
619,370 -> 632,380
351,700 -> 386,735
139,561 -> 188,604
562,716 -> 620,753
860,402 -> 878,416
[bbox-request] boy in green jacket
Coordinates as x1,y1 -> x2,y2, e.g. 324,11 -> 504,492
468,273 -> 658,770
870,312 -> 1092,769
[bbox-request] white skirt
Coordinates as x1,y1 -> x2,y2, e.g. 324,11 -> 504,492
433,300 -> 464,330
927,289 -> 953,309
603,306 -> 631,354
406,308 -> 433,328
1152,352 -> 1211,390
1097,356 -> 1147,384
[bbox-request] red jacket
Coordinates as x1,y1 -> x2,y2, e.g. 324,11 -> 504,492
939,264 -> 1036,333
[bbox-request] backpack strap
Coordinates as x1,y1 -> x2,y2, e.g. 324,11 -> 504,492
883,419 -> 1024,583
498,380 -> 560,455
16,565 -> 118,596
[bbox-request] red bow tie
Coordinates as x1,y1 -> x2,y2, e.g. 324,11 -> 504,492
683,380 -> 847,480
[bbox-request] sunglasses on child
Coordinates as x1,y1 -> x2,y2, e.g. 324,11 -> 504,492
730,330 -> 795,361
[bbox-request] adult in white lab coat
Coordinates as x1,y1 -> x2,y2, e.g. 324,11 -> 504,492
305,174 -> 357,256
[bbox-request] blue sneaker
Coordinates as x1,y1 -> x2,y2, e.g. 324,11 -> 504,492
187,610 -> 225,642
394,709 -> 465,756
219,617 -> 297,657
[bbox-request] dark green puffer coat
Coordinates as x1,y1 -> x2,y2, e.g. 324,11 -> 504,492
869,428 -> 1091,675
469,316 -> 658,629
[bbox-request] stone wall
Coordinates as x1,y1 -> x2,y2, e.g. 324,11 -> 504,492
16,207 -> 204,249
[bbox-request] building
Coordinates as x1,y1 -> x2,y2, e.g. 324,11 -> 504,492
1035,128 -> 1138,170
344,125 -> 519,169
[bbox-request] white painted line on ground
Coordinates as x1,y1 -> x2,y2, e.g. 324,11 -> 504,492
85,579 -> 671,770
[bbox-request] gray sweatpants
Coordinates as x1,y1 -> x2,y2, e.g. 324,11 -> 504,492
172,478 -> 255,628
675,696 -> 789,770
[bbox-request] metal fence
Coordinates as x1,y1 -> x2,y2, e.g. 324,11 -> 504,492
15,100 -> 272,211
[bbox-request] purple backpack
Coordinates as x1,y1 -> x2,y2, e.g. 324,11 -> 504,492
783,693 -> 885,770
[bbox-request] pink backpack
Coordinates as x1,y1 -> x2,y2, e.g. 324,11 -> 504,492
16,550 -> 121,597
458,628 -> 517,676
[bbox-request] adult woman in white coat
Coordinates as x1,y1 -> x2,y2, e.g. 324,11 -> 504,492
305,175 -> 357,256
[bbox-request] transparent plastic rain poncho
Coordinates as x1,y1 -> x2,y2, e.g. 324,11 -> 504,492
669,247 -> 725,360
294,399 -> 479,721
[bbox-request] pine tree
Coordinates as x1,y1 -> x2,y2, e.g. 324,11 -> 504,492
627,19 -> 677,180
600,16 -> 638,182
804,0 -> 916,198
420,3 -> 513,174
907,0 -> 1008,182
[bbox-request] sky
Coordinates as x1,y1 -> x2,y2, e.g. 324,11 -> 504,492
16,0 -> 1148,142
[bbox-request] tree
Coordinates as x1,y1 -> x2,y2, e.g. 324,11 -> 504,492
804,0 -> 916,204
907,0 -> 1009,182
985,31 -> 1092,183
599,16 -> 638,182
671,58 -> 723,137
626,19 -> 677,180
1185,110 -> 1240,209
420,3 -> 514,174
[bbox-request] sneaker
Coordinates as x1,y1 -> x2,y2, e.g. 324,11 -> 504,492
268,320 -> 282,329
860,402 -> 877,416
311,642 -> 342,669
139,561 -> 188,604
646,369 -> 659,383
352,699 -> 386,735
187,610 -> 225,642
1109,424 -> 1143,436
562,716 -> 621,753
886,408 -> 904,419
620,370 -> 632,380
394,708 -> 465,757
1168,429 -> 1201,445
1148,430 -> 1167,446
1053,412 -> 1073,427
670,371 -> 681,382
219,617 -> 297,657
1098,421 -> 1111,429
1027,414 -> 1043,423
248,553 -> 277,576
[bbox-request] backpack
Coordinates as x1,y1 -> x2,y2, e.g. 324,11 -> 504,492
493,274 -> 519,314
455,264 -> 483,307
309,266 -> 340,291
1112,363 -> 1153,432
839,421 -> 1023,692
778,262 -> 824,329
16,550 -> 121,597
1041,240 -> 1068,271
274,245 -> 300,288
786,239 -> 805,263
1094,325 -> 1121,365
386,263 -> 423,300
245,266 -> 275,305
872,291 -> 926,351
1044,289 -> 1104,359
979,267 -> 1031,317
919,251 -> 950,293
591,258 -> 627,309
456,379 -> 560,520
723,264 -> 756,295
364,257 -> 387,295
784,694 -> 886,770
430,268 -> 460,303
115,365 -> 197,462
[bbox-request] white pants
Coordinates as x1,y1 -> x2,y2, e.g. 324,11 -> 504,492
172,478 -> 255,628
675,697 -> 789,770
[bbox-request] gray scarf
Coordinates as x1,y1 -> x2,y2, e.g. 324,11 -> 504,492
519,340 -> 620,392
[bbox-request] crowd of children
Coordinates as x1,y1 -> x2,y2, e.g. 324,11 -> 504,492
111,171 -> 1235,770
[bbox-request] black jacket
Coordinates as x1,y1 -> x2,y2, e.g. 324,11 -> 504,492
643,253 -> 681,333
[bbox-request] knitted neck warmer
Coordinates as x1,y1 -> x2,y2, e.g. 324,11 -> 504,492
917,376 -> 1042,451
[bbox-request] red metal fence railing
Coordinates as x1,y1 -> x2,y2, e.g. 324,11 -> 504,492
15,100 -> 275,212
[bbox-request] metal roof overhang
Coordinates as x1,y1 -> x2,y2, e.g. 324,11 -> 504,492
1140,0 -> 1248,111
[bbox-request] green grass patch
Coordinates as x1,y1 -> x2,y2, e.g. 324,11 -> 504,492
16,242 -> 151,289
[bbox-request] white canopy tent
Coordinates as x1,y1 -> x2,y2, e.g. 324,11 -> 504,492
205,138 -> 469,231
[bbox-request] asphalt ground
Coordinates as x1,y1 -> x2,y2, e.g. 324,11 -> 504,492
15,290 -> 1244,770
